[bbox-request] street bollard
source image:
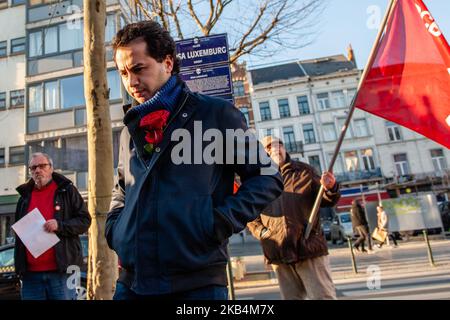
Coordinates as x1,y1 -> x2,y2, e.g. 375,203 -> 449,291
226,257 -> 236,300
423,230 -> 436,267
347,236 -> 358,274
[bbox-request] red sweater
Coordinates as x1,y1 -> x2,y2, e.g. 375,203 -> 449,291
26,181 -> 58,272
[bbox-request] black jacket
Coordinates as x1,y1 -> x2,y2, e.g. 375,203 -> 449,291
105,81 -> 283,295
14,172 -> 91,275
351,203 -> 368,227
248,158 -> 340,264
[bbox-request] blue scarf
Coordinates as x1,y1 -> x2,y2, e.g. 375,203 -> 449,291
127,75 -> 183,119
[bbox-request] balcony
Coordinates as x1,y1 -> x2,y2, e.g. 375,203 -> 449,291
284,141 -> 304,155
335,167 -> 382,182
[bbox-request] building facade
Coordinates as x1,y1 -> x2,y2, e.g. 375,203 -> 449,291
0,0 -> 26,244
231,61 -> 255,128
249,54 -> 450,206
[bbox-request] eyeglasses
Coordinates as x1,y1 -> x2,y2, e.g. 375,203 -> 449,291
29,163 -> 51,172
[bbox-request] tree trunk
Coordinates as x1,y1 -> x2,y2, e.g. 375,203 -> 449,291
83,0 -> 117,300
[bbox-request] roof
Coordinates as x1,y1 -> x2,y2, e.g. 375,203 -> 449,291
250,54 -> 357,85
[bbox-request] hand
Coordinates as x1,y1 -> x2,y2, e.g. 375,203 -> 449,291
260,227 -> 271,239
320,171 -> 336,191
44,219 -> 58,233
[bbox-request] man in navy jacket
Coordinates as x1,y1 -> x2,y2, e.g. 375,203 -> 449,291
106,21 -> 283,299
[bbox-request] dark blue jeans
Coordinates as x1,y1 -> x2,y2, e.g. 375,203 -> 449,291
21,271 -> 76,300
113,281 -> 228,300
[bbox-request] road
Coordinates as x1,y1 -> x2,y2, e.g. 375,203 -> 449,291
233,239 -> 450,300
235,270 -> 450,300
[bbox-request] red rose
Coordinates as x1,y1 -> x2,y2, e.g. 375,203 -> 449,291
139,110 -> 170,145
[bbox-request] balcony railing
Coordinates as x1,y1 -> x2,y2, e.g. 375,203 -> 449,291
335,167 -> 382,182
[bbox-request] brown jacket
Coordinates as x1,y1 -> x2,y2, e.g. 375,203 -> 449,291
248,159 -> 340,264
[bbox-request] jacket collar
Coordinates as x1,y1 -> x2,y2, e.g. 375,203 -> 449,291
16,172 -> 72,197
122,81 -> 199,172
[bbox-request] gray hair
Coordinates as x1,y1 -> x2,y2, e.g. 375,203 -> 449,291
29,152 -> 54,168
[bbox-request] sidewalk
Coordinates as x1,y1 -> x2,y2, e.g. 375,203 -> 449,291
228,235 -> 450,289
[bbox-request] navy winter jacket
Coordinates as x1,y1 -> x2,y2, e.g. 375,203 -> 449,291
105,83 -> 283,294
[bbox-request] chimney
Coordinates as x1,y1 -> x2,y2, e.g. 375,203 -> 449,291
347,44 -> 357,68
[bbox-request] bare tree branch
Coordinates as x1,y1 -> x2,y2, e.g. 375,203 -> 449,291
127,0 -> 327,63
187,0 -> 206,35
168,0 -> 184,39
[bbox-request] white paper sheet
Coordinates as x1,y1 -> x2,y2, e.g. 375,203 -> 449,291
12,208 -> 60,258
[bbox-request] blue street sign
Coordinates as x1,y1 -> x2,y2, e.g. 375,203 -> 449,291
176,34 -> 233,102
176,34 -> 229,69
178,64 -> 232,97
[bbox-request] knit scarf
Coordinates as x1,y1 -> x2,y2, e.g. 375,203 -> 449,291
127,75 -> 183,119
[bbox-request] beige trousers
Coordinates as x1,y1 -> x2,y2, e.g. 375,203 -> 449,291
272,255 -> 337,300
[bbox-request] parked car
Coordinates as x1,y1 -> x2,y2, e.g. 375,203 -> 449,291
321,220 -> 332,241
0,235 -> 88,300
330,212 -> 354,244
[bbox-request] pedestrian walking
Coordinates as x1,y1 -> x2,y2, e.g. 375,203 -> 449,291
350,199 -> 374,254
375,205 -> 398,248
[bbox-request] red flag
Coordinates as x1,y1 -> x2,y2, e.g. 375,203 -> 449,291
355,0 -> 450,148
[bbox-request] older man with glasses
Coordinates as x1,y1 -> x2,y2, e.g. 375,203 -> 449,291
14,152 -> 91,300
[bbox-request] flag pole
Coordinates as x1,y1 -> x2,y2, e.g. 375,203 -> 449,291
304,0 -> 397,240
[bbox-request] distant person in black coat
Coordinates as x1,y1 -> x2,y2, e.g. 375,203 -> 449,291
350,199 -> 373,253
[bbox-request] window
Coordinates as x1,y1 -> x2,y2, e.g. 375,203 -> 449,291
317,93 -> 330,110
303,123 -> 316,144
331,90 -> 346,108
354,119 -> 369,137
59,22 -> 83,52
308,155 -> 322,174
0,41 -> 6,57
10,37 -> 25,54
386,121 -> 402,141
278,99 -> 290,118
240,106 -> 249,126
0,148 -> 5,167
361,148 -> 376,171
394,153 -> 410,176
60,75 -> 84,109
44,81 -> 58,111
347,88 -> 357,104
283,126 -> 296,152
263,128 -> 273,138
297,95 -> 310,115
328,153 -> 344,174
259,101 -> 271,121
9,146 -> 25,165
431,149 -> 447,171
29,84 -> 43,113
29,31 -> 43,57
233,80 -> 245,97
44,26 -> 58,54
322,123 -> 336,142
107,70 -> 122,101
12,0 -> 26,5
106,15 -> 116,43
10,90 -> 24,107
337,118 -> 352,139
344,151 -> 359,172
0,92 -> 5,109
